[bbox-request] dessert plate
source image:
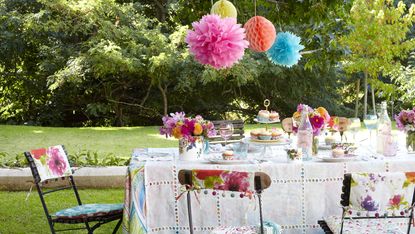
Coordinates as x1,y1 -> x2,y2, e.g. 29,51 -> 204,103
316,155 -> 359,162
254,118 -> 280,124
248,137 -> 291,145
206,158 -> 251,164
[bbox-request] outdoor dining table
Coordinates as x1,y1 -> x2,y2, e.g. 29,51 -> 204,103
122,145 -> 415,234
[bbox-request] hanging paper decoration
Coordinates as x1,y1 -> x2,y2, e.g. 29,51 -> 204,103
267,31 -> 304,68
186,14 -> 249,69
244,16 -> 276,52
211,0 -> 237,19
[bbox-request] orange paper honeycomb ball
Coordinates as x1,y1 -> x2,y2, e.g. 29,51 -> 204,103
244,16 -> 276,52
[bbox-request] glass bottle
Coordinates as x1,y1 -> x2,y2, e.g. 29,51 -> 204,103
376,101 -> 392,155
297,108 -> 313,161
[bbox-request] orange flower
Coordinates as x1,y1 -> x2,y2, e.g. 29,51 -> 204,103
172,126 -> 182,139
405,172 -> 415,183
316,107 -> 330,122
293,111 -> 301,119
193,123 -> 203,135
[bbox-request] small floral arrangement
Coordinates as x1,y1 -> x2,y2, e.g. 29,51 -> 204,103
159,112 -> 216,142
286,148 -> 302,160
395,108 -> 415,132
292,104 -> 331,136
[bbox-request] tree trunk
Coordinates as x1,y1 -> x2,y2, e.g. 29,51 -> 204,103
158,83 -> 168,116
371,79 -> 376,115
354,78 -> 360,118
363,71 -> 368,119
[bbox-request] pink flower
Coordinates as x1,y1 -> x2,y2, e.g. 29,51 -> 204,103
310,115 -> 325,136
47,147 -> 67,176
186,14 -> 249,69
214,171 -> 251,192
388,195 -> 403,209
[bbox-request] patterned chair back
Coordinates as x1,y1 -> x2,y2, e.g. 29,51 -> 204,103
25,145 -> 72,183
178,169 -> 271,234
178,169 -> 271,194
340,172 -> 415,234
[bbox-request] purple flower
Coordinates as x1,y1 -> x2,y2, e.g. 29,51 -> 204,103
296,104 -> 313,113
214,171 -> 251,192
395,109 -> 415,131
47,147 -> 67,176
360,195 -> 379,211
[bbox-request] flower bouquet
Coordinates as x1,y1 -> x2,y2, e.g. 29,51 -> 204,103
160,112 -> 216,161
293,104 -> 331,155
395,108 -> 415,153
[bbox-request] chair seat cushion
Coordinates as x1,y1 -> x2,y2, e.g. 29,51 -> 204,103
324,216 -> 407,234
52,203 -> 123,220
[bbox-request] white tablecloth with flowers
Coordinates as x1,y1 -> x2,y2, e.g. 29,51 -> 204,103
122,148 -> 415,234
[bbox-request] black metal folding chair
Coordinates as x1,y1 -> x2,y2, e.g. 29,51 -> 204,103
178,169 -> 272,234
24,145 -> 123,234
318,172 -> 415,234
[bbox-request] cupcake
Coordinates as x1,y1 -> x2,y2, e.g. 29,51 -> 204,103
269,111 -> 280,121
250,129 -> 260,140
258,130 -> 272,140
271,129 -> 283,140
257,110 -> 270,122
332,147 -> 345,158
222,150 -> 234,160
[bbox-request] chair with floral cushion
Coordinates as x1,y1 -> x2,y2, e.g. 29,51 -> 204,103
24,145 -> 123,234
318,172 -> 415,234
178,169 -> 280,234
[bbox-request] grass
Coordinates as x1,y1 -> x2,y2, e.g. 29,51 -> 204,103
0,124 -> 270,159
0,189 -> 124,233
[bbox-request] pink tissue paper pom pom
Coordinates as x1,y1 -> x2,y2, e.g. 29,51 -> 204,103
186,14 -> 249,69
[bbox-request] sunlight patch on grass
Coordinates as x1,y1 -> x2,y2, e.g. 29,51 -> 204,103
32,130 -> 44,134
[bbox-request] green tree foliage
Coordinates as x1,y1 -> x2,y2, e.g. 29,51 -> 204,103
339,0 -> 415,117
0,0 -> 361,126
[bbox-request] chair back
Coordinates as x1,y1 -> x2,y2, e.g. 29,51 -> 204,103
340,172 -> 415,233
25,145 -> 73,184
25,145 -> 84,232
178,169 -> 271,234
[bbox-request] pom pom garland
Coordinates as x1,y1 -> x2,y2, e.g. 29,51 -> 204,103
267,31 -> 304,68
211,0 -> 237,19
186,14 -> 249,69
244,16 -> 276,52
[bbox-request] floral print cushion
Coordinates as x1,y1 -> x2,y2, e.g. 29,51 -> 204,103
53,203 -> 123,219
349,172 -> 415,215
324,215 -> 406,234
191,170 -> 255,193
30,145 -> 72,182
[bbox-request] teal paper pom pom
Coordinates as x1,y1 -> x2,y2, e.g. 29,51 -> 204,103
266,31 -> 304,68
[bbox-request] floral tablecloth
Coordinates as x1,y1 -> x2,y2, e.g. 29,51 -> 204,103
122,148 -> 415,234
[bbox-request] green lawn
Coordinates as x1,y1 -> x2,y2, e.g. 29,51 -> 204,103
0,124 -> 269,159
0,189 -> 124,233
